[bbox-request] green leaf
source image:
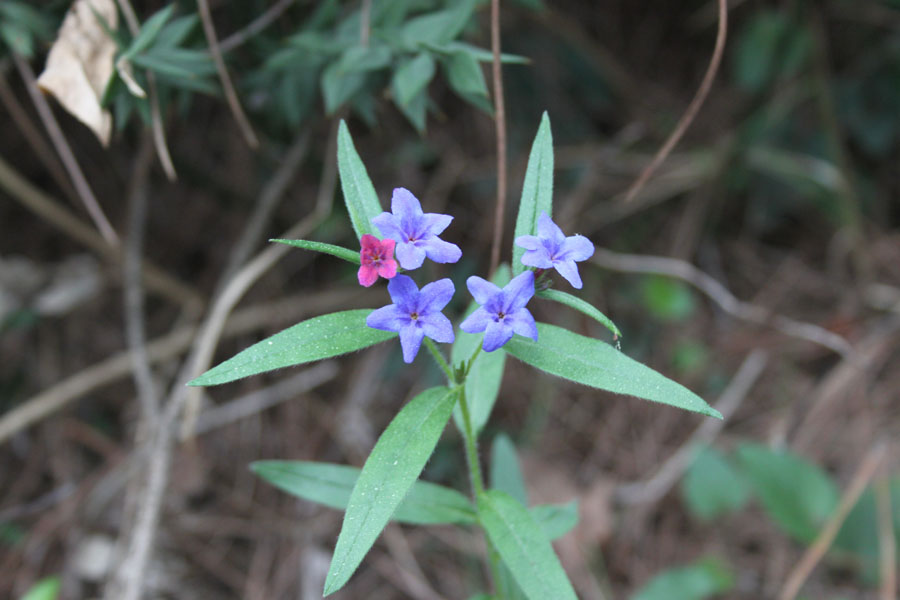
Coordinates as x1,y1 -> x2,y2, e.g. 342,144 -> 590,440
321,60 -> 366,114
477,489 -> 577,600
123,4 -> 175,60
537,289 -> 621,339
443,51 -> 492,113
833,478 -> 900,583
681,445 -> 750,521
392,52 -> 436,107
337,121 -> 383,239
531,501 -> 579,540
394,87 -> 428,133
154,14 -> 200,48
426,41 -> 530,65
270,239 -> 360,264
20,576 -> 61,600
324,386 -> 459,595
402,0 -> 477,47
490,433 -> 529,505
641,276 -> 696,321
737,443 -> 839,543
505,323 -> 721,418
512,112 -> 554,274
451,265 -> 510,435
188,310 -> 395,387
251,460 -> 476,525
631,557 -> 734,600
0,22 -> 32,56
335,44 -> 392,73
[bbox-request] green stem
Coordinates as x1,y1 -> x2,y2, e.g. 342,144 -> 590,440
424,338 -> 454,384
464,345 -> 482,378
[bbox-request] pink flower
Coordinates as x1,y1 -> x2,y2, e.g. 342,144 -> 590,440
358,234 -> 398,287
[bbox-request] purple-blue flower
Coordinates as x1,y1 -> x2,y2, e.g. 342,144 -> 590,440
366,275 -> 455,363
372,188 -> 462,270
515,212 -> 595,289
459,271 -> 538,352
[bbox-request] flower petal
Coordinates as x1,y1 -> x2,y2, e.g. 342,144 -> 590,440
391,187 -> 423,222
536,211 -> 566,246
514,235 -> 543,251
422,238 -> 462,264
503,270 -> 536,312
399,324 -> 426,363
483,320 -> 513,352
360,233 -> 380,250
559,234 -> 594,262
395,242 -> 427,270
366,305 -> 408,331
376,258 -> 397,279
460,306 -> 492,333
466,276 -> 501,305
387,275 -> 420,312
554,259 -> 583,289
372,213 -> 404,242
358,265 -> 378,287
421,212 -> 453,237
509,308 -> 538,341
418,278 -> 455,313
421,312 -> 454,344
520,248 -> 553,269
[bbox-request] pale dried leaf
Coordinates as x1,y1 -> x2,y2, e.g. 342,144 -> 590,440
37,0 -> 117,146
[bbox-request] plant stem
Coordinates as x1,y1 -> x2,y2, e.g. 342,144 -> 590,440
424,338 -> 455,383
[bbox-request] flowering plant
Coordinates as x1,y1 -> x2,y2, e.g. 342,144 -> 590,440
190,114 -> 719,598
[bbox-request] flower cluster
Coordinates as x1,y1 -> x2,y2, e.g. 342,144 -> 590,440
363,190 -> 593,363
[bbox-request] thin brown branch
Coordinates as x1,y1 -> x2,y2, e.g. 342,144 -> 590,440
0,153 -> 203,310
622,0 -> 727,203
360,0 -> 372,46
0,70 -> 77,203
123,136 -> 160,420
488,0 -> 508,275
114,0 -> 177,180
778,441 -> 887,600
12,53 -> 120,245
219,0 -> 298,54
0,289 -> 358,446
197,0 -> 260,149
614,350 -> 768,505
592,248 -> 857,361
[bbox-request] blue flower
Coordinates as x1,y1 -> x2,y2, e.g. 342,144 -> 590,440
372,188 -> 462,270
366,275 -> 455,363
459,271 -> 538,352
515,212 -> 595,289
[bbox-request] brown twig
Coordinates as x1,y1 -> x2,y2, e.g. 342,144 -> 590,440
622,0 -> 727,203
592,248 -> 857,361
196,0 -> 259,149
614,350 -> 768,505
0,153 -> 203,310
219,0 -> 298,54
123,136 -> 160,420
114,0 -> 177,180
778,441 -> 887,600
12,52 -> 120,245
0,69 -> 77,203
488,0 -> 508,275
360,0 -> 372,46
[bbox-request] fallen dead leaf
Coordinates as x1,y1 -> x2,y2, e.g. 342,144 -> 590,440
37,0 -> 117,146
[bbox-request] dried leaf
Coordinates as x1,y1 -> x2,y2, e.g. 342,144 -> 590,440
37,0 -> 117,146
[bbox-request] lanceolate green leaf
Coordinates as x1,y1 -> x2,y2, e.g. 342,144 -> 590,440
490,433 -> 528,505
189,310 -> 394,387
251,460 -> 475,525
537,288 -> 621,338
531,501 -> 579,541
392,52 -> 436,107
324,387 -> 459,595
270,239 -> 360,264
337,121 -> 383,239
505,323 -> 720,418
512,112 -> 554,274
123,4 -> 175,60
478,490 -> 577,600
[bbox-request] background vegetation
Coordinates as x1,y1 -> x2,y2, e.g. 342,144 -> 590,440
1,0 -> 898,598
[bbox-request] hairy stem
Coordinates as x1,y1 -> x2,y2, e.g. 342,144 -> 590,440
424,338 -> 454,383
